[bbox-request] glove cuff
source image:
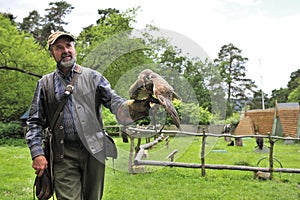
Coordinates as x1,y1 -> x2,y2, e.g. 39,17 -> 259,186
127,100 -> 150,121
116,100 -> 149,125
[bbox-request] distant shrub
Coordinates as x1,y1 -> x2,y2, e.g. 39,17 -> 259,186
0,122 -> 22,139
102,106 -> 118,126
225,112 -> 240,126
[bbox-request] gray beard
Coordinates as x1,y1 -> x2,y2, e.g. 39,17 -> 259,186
59,58 -> 76,68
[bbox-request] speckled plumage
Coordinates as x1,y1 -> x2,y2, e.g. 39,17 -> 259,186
129,69 -> 181,129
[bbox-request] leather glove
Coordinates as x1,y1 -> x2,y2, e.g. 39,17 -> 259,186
127,99 -> 151,121
117,97 -> 159,124
34,167 -> 53,200
128,95 -> 160,121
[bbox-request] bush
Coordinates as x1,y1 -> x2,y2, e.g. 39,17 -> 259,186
225,112 -> 241,129
102,106 -> 118,126
0,122 -> 22,139
0,138 -> 26,146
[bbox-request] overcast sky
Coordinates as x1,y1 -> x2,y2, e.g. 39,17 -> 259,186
1,0 -> 300,95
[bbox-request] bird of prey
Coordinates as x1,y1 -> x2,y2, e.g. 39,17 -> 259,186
255,135 -> 264,150
129,69 -> 181,129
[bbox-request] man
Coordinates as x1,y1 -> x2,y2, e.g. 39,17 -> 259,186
26,31 -> 152,199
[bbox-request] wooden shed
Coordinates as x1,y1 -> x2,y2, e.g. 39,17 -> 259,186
234,116 -> 255,135
234,102 -> 300,138
273,102 -> 300,138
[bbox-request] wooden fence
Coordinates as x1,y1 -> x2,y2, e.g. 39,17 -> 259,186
105,125 -> 123,136
127,127 -> 300,179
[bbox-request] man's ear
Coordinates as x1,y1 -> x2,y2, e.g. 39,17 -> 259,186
49,50 -> 53,57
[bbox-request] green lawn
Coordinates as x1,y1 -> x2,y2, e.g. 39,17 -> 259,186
1,137 -> 299,200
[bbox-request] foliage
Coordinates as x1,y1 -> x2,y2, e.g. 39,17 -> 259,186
268,69 -> 300,106
18,0 -> 74,48
286,69 -> 300,103
0,122 -> 22,140
288,79 -> 300,103
225,112 -> 240,127
18,10 -> 42,41
0,15 -> 54,122
214,43 -> 257,115
198,106 -> 213,125
155,43 -> 211,109
101,99 -> 212,127
2,1 -> 300,126
102,106 -> 118,126
269,87 -> 290,107
251,89 -> 270,109
287,69 -> 300,91
76,7 -> 154,89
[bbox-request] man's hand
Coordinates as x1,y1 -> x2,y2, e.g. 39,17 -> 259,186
32,155 -> 48,177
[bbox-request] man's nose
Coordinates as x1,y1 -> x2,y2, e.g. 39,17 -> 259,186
61,46 -> 69,52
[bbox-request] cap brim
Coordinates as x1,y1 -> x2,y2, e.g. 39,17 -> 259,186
50,34 -> 75,45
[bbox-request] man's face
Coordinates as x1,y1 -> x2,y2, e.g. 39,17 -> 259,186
50,37 -> 76,68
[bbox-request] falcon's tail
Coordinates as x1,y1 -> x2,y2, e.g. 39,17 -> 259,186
157,95 -> 181,129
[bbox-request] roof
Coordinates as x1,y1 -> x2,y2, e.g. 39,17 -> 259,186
277,102 -> 299,110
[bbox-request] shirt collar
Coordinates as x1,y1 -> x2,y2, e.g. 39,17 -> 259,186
56,63 -> 77,80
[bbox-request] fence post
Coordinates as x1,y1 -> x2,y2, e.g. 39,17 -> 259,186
128,132 -> 135,174
268,133 -> 276,180
201,129 -> 207,177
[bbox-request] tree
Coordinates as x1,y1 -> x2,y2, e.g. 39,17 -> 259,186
267,69 -> 300,106
286,69 -> 300,103
0,14 -> 54,121
156,46 -> 210,108
18,10 -> 42,40
287,69 -> 300,91
288,80 -> 300,103
268,87 -> 289,107
250,90 -> 269,109
76,8 -> 136,62
0,12 -> 15,23
19,1 -> 74,48
214,43 -> 257,115
77,7 -> 153,89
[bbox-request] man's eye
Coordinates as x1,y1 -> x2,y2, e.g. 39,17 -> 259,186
54,46 -> 63,51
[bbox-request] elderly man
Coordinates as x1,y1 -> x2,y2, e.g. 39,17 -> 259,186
26,31 -> 152,199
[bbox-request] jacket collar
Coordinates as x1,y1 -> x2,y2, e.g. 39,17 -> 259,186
56,63 -> 82,79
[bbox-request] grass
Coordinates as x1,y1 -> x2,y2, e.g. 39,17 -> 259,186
1,137 -> 299,200
0,140 -> 35,200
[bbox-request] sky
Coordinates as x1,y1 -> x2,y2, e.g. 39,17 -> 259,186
1,0 -> 300,96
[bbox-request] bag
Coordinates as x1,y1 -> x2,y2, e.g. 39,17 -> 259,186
34,168 -> 53,200
104,133 -> 118,159
33,129 -> 54,200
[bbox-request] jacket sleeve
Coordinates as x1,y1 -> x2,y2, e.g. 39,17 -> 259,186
25,79 -> 47,159
93,72 -> 134,125
96,73 -> 152,125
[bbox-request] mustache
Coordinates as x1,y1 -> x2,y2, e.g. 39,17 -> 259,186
61,53 -> 72,59
58,53 -> 72,63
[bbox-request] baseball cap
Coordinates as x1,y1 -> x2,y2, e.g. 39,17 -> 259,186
47,31 -> 75,50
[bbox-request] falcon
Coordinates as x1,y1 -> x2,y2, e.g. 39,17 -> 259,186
129,69 -> 181,129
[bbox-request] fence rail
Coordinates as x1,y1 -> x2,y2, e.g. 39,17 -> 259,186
127,127 -> 300,178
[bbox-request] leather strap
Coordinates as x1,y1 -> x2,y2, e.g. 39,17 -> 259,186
49,67 -> 79,130
40,65 -> 80,200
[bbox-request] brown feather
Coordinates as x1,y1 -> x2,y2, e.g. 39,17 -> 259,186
129,69 -> 181,129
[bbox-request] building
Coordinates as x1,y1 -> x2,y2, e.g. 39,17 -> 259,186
234,102 -> 300,138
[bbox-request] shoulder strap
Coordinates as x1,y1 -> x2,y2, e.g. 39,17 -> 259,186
49,68 -> 79,130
